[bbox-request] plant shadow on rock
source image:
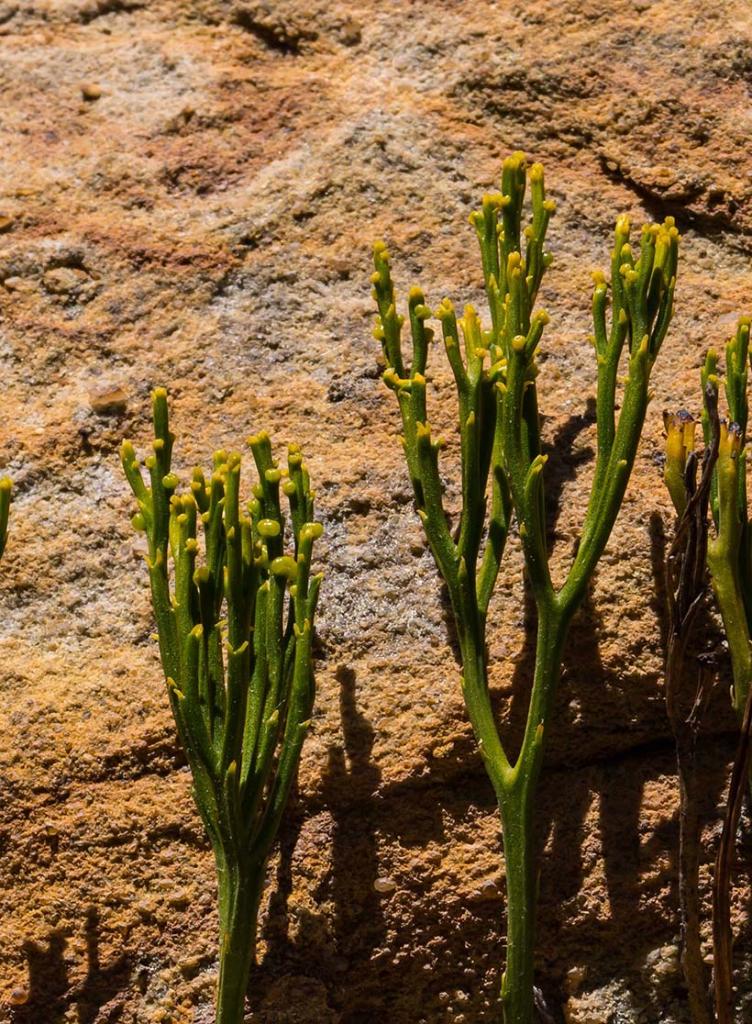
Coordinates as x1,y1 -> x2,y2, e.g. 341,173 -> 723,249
256,663 -> 388,1020
324,664 -> 389,1024
12,929 -> 68,1024
12,907 -> 130,1024
258,663 -> 459,1022
75,907 -> 130,1023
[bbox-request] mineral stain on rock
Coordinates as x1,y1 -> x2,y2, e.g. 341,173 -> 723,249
0,1 -> 751,1023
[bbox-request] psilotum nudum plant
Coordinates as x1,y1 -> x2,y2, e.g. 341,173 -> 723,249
701,319 -> 752,730
122,389 -> 323,1024
665,316 -> 752,1022
666,318 -> 752,740
372,152 -> 679,1023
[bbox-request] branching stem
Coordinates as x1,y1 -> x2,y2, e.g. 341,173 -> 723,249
372,153 -> 679,1022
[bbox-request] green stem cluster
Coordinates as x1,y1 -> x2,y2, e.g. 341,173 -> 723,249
372,152 -> 679,1023
696,319 -> 752,721
664,318 -> 752,1022
122,389 -> 323,1024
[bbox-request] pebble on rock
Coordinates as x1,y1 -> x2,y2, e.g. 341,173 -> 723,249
81,83 -> 102,101
89,387 -> 128,416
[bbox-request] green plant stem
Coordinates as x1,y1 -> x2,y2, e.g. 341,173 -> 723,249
708,547 -> 752,717
462,591 -> 569,1024
498,608 -> 566,1024
498,790 -> 535,1023
216,859 -> 265,1024
459,624 -> 512,794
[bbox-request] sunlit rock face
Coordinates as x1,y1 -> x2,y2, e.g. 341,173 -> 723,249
0,1 -> 750,1021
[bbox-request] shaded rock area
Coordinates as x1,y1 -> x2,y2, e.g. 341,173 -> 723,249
0,0 -> 751,1021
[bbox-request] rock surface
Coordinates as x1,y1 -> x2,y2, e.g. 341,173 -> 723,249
0,0 -> 751,1021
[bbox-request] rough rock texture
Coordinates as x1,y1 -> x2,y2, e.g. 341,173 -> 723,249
0,1 -> 751,1022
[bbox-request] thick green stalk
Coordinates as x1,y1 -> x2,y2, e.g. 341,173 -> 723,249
498,793 -> 535,1023
216,859 -> 265,1024
372,153 -> 678,1021
123,392 -> 322,1024
499,607 -> 566,1024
